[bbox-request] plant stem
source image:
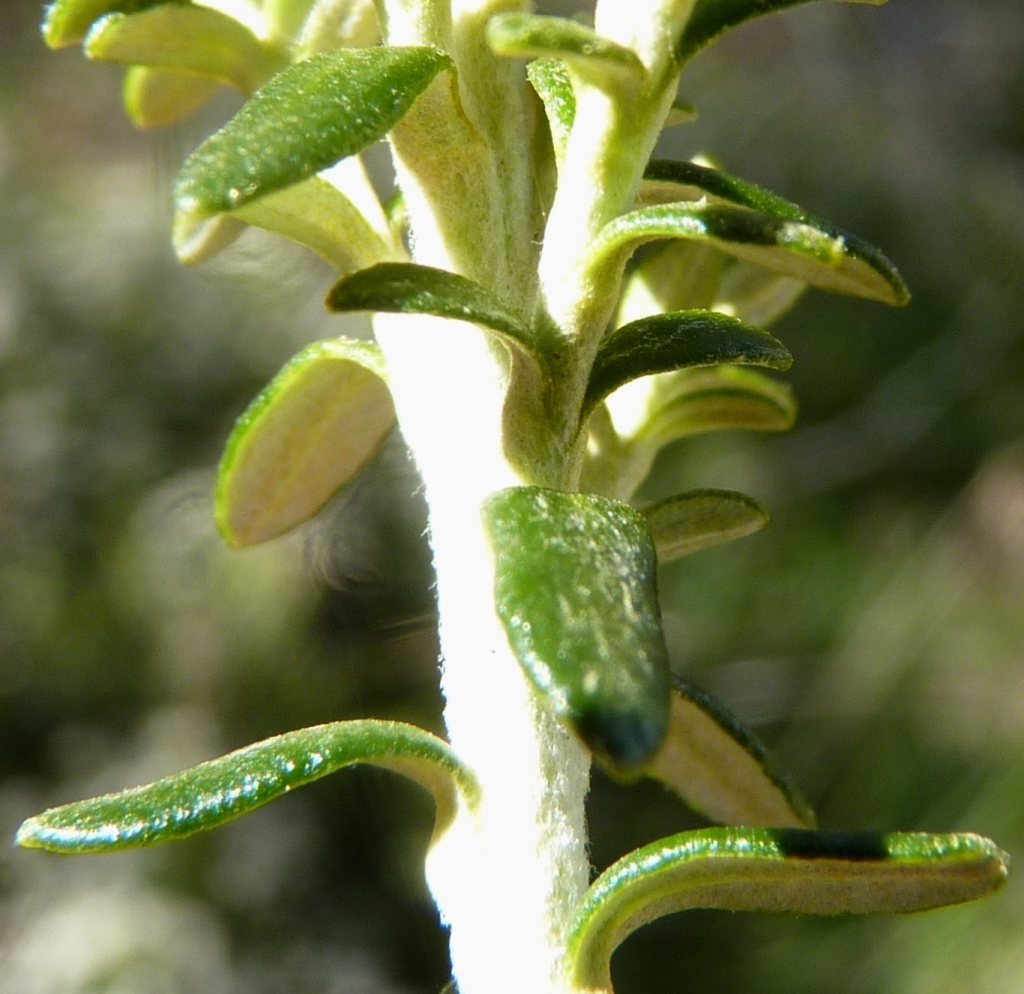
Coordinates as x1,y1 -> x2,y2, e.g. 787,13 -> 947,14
374,313 -> 592,994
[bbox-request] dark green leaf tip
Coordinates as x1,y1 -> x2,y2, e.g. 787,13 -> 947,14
483,487 -> 671,770
676,0 -> 888,65
326,262 -> 533,352
585,310 -> 792,419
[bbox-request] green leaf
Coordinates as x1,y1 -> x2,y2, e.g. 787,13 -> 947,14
85,8 -> 286,94
173,47 -> 452,249
713,262 -> 806,326
639,365 -> 797,445
569,827 -> 1008,994
527,58 -> 575,163
483,487 -> 671,770
486,14 -> 645,86
15,720 -> 478,853
641,158 -> 908,306
216,338 -> 394,548
676,0 -> 887,65
584,310 -> 792,419
122,65 -> 220,129
230,177 -> 396,273
41,0 -> 183,48
646,674 -> 813,826
643,489 -> 768,562
326,262 -> 535,357
589,198 -> 907,306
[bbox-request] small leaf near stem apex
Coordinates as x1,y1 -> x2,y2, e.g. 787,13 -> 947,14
486,14 -> 645,88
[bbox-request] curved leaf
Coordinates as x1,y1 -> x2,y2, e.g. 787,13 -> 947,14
589,200 -> 908,306
216,338 -> 394,548
527,58 -> 575,163
643,489 -> 768,562
646,674 -> 813,826
584,310 -> 792,419
326,262 -> 535,357
483,487 -> 670,771
569,827 -> 1008,994
713,262 -> 806,327
41,0 -> 181,48
676,0 -> 887,65
123,65 -> 220,129
15,720 -> 479,853
85,8 -> 286,94
639,365 -> 797,445
486,14 -> 645,86
641,158 -> 908,306
642,157 -> 826,223
230,177 -> 396,273
173,47 -> 452,248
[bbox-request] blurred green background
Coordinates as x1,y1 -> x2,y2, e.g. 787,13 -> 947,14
1,2 -> 1023,992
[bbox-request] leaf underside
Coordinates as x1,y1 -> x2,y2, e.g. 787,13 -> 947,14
591,200 -> 906,305
640,159 -> 908,306
569,826 -> 1008,993
646,674 -> 813,827
16,720 -> 479,853
484,487 -> 671,770
84,7 -> 283,95
123,65 -> 220,128
216,338 -> 395,547
643,489 -> 768,562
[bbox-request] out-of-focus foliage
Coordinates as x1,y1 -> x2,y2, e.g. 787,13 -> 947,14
1,1 -> 1022,992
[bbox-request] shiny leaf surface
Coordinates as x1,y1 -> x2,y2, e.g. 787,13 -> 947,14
589,199 -> 908,305
327,262 -> 535,355
584,310 -> 791,418
484,487 -> 671,770
16,720 -> 478,852
641,158 -> 908,306
173,47 -> 451,247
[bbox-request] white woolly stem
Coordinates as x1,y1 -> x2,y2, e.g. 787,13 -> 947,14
373,313 -> 591,994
